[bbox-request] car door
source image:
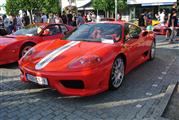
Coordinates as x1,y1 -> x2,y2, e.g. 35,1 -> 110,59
123,23 -> 142,71
41,24 -> 64,41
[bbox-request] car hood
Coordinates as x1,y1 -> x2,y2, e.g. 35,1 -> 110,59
0,35 -> 30,46
21,40 -> 114,72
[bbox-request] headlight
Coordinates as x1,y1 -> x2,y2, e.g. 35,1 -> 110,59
68,55 -> 102,69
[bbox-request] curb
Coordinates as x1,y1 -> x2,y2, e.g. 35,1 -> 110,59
150,83 -> 177,119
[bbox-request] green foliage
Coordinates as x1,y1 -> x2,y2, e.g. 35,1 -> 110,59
118,0 -> 128,11
5,0 -> 60,15
5,0 -> 20,15
92,0 -> 127,12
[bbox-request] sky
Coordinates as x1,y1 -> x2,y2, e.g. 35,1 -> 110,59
0,0 -> 6,5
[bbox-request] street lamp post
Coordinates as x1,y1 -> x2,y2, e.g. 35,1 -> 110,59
115,0 -> 118,21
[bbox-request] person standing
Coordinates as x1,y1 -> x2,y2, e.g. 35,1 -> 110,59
166,3 -> 178,43
16,15 -> 23,30
76,13 -> 85,27
34,13 -> 42,23
159,9 -> 165,26
3,15 -> 10,34
139,12 -> 145,27
67,11 -> 73,25
91,12 -> 96,22
54,14 -> 63,24
22,13 -> 30,26
61,11 -> 67,24
12,15 -> 17,32
41,13 -> 48,23
48,13 -> 55,24
87,12 -> 92,22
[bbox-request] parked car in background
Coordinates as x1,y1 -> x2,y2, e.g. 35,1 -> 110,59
0,23 -> 74,65
153,19 -> 179,36
19,22 -> 156,96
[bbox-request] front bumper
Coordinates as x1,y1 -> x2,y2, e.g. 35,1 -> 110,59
19,65 -> 110,96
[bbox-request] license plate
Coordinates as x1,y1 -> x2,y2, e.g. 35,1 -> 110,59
26,74 -> 48,85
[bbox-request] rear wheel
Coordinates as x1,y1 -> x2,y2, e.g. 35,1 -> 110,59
19,44 -> 34,58
109,56 -> 125,90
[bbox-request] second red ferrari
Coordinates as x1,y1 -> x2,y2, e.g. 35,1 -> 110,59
0,23 -> 73,65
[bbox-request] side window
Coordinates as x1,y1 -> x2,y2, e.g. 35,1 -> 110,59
129,25 -> 141,37
43,25 -> 61,36
60,25 -> 68,34
124,23 -> 141,41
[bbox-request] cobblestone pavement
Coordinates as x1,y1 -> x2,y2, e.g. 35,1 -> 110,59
0,36 -> 179,120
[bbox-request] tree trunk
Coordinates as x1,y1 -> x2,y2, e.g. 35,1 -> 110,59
28,10 -> 33,24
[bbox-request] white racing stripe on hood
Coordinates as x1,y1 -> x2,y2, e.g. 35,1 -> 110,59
35,41 -> 80,70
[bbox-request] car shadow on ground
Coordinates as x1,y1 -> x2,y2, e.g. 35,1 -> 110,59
0,62 -> 18,69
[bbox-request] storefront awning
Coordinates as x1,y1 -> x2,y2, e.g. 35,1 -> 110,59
142,2 -> 176,6
127,0 -> 177,5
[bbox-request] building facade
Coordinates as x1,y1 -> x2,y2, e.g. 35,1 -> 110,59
127,0 -> 177,20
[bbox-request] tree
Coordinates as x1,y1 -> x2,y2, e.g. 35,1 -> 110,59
5,0 -> 60,23
5,0 -> 60,15
6,0 -> 20,15
42,0 -> 60,14
92,0 -> 127,17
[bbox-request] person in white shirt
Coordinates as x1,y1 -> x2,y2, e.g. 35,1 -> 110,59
41,13 -> 48,23
159,9 -> 165,26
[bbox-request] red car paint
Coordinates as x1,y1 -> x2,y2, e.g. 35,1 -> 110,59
0,23 -> 74,65
19,22 -> 155,96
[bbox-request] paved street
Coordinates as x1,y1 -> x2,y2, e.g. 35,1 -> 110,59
0,36 -> 179,120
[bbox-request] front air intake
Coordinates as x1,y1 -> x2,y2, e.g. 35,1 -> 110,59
60,80 -> 84,89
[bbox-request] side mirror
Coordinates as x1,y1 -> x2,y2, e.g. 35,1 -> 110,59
42,29 -> 50,36
142,30 -> 148,36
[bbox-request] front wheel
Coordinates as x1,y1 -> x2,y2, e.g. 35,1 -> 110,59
109,57 -> 125,90
19,44 -> 34,58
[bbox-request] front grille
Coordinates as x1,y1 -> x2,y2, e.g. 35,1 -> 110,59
60,80 -> 84,89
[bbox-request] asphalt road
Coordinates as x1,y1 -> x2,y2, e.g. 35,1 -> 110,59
0,36 -> 179,120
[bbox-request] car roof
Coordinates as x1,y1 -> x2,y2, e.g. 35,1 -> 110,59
86,21 -> 127,25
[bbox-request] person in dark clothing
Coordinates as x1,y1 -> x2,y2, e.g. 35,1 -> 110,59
61,11 -> 67,24
139,12 -> 145,27
12,15 -> 17,32
67,11 -> 73,25
22,13 -> 30,26
166,3 -> 178,43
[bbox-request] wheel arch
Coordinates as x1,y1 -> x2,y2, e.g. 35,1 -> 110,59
116,53 -> 127,68
19,42 -> 36,58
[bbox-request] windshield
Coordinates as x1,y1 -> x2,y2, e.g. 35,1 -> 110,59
65,23 -> 122,42
13,24 -> 43,36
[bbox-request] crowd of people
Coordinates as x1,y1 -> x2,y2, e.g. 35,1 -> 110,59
0,4 -> 178,42
139,3 -> 178,43
0,11 -> 99,35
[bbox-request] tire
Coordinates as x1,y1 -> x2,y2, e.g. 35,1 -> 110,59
149,41 -> 156,61
109,56 -> 125,90
19,43 -> 34,58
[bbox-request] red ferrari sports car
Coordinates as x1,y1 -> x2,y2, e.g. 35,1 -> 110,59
0,23 -> 73,65
153,20 -> 179,35
19,22 -> 156,96
153,24 -> 168,35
